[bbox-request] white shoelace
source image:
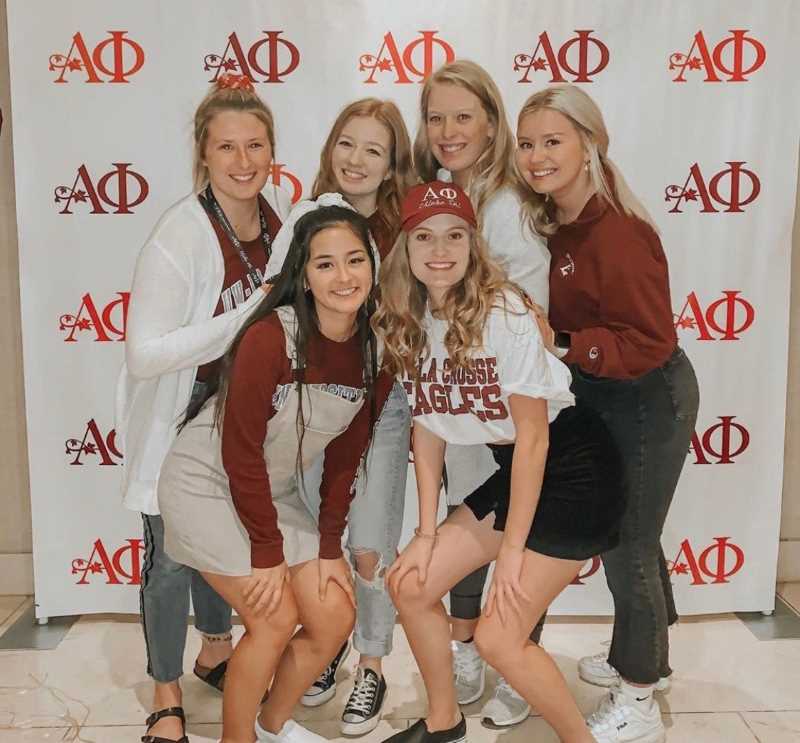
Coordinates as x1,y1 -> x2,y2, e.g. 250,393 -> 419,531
345,672 -> 379,716
493,676 -> 521,699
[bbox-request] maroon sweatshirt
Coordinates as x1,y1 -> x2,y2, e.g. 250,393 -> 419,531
548,195 -> 677,379
221,313 -> 391,568
196,194 -> 282,381
368,210 -> 399,261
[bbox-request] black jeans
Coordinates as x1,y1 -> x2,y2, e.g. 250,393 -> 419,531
572,347 -> 699,683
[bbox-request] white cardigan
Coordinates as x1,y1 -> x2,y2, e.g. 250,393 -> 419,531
115,186 -> 292,515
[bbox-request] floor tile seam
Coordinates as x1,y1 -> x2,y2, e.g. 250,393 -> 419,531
0,596 -> 31,630
737,710 -> 765,742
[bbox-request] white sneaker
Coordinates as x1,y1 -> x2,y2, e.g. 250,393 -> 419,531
579,653 -> 670,692
255,718 -> 328,743
480,676 -> 531,727
588,686 -> 666,743
451,639 -> 486,705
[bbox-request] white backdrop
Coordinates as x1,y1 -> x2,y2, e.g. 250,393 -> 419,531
7,0 -> 799,618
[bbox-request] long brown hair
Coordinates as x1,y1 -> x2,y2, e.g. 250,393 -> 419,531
183,208 -> 380,455
372,227 -> 526,379
313,98 -> 415,237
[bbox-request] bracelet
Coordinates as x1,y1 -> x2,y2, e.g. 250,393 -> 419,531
414,527 -> 438,541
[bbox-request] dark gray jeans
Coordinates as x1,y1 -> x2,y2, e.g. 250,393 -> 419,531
572,347 -> 699,683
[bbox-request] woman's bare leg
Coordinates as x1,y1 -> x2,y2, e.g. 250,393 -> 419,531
473,552 -> 593,743
201,571 -> 299,743
258,559 -> 356,732
390,506 -> 503,731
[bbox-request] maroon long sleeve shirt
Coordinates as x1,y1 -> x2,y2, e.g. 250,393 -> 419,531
221,313 -> 391,568
548,195 -> 677,379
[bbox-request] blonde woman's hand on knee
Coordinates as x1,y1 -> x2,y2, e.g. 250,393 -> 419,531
243,561 -> 289,617
318,556 -> 356,606
485,543 -> 530,625
386,534 -> 435,594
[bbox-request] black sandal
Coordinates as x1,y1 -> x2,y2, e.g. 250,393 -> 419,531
193,659 -> 228,692
194,659 -> 269,702
141,706 -> 189,743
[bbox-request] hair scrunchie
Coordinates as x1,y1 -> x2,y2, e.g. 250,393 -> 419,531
265,192 -> 381,284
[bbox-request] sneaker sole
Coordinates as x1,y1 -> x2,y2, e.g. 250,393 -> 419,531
480,706 -> 532,729
340,713 -> 382,737
578,668 -> 671,693
301,643 -> 352,707
456,664 -> 486,705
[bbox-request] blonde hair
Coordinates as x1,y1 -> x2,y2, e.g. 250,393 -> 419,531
192,84 -> 276,193
372,227 -> 526,378
413,60 -> 527,221
516,85 -> 657,236
313,98 -> 415,235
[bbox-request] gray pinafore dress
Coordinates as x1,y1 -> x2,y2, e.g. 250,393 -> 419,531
158,306 -> 365,576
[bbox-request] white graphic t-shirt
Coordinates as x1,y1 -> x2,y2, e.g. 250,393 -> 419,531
404,291 -> 575,445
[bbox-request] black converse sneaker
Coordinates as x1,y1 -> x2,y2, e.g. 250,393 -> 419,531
301,640 -> 351,707
341,667 -> 387,736
382,716 -> 466,743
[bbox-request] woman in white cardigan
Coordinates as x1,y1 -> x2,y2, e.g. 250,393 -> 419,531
116,75 -> 291,743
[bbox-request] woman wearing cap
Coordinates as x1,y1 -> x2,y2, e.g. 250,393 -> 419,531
116,74 -> 290,743
158,200 -> 392,743
515,86 -> 699,743
373,182 -> 624,743
264,99 -> 414,735
414,59 -> 552,724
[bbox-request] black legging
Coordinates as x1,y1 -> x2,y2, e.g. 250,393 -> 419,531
447,504 -> 546,644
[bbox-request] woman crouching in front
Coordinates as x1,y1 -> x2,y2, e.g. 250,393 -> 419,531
372,182 -> 624,743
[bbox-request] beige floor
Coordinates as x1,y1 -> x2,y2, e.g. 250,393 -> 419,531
0,589 -> 799,743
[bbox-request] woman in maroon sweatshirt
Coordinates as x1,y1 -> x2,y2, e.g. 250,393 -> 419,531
157,203 -> 390,743
515,86 -> 699,743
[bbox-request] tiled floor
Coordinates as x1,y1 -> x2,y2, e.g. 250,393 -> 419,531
0,589 -> 799,742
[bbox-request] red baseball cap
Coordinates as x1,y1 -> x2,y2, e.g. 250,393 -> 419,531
401,181 -> 477,233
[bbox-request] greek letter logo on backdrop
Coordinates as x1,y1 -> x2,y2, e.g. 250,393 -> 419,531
71,539 -> 143,585
270,163 -> 304,204
49,32 -> 144,83
570,557 -> 601,585
668,537 -> 745,585
359,32 -> 455,84
65,420 -> 122,466
669,30 -> 766,82
514,30 -> 609,83
204,31 -> 300,83
690,416 -> 749,465
54,163 -> 149,215
674,291 -> 754,341
59,293 -> 129,342
665,162 -> 760,213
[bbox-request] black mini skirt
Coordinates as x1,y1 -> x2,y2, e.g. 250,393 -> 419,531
463,404 -> 624,560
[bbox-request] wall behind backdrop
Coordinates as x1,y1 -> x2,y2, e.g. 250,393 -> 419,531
3,0 -> 800,618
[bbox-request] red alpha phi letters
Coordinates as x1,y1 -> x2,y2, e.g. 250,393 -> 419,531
359,32 -> 455,83
673,291 -> 755,341
668,537 -> 745,585
669,30 -> 766,83
59,293 -> 129,342
204,31 -> 300,83
54,164 -> 149,215
514,30 -> 610,83
270,163 -> 304,204
65,420 -> 122,466
690,417 -> 750,465
665,162 -> 760,213
71,539 -> 144,585
49,31 -> 145,83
